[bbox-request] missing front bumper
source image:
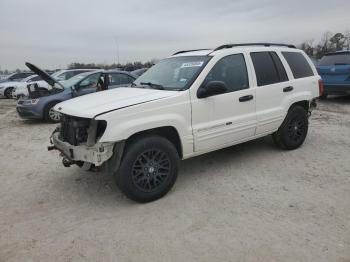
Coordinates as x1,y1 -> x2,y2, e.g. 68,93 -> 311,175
51,132 -> 114,166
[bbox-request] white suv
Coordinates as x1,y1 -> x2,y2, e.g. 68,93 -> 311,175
50,43 -> 322,202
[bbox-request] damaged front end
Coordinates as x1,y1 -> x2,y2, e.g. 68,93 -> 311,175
49,115 -> 114,168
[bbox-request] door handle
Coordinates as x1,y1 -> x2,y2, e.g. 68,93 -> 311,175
283,86 -> 294,92
239,95 -> 254,102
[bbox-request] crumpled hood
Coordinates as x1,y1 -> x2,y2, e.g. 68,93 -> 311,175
55,87 -> 179,118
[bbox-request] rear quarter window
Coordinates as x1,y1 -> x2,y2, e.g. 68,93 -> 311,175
282,52 -> 314,79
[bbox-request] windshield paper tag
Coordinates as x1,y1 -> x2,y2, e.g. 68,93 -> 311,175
181,61 -> 204,68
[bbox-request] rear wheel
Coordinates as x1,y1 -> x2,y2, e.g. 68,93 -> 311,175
44,102 -> 62,123
115,135 -> 179,203
4,87 -> 14,99
272,105 -> 308,150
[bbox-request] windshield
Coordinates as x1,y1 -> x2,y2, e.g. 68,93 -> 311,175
61,73 -> 90,88
319,53 -> 350,66
133,56 -> 211,90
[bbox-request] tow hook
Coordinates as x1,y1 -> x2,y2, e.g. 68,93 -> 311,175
62,158 -> 72,167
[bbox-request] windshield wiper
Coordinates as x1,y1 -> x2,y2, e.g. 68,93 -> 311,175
140,82 -> 164,90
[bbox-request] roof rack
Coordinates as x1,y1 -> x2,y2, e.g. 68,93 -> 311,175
213,43 -> 296,52
172,49 -> 210,56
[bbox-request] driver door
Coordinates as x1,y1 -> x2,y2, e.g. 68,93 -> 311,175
76,73 -> 102,96
191,53 -> 257,152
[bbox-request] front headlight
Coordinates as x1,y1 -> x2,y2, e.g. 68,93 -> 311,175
22,99 -> 40,105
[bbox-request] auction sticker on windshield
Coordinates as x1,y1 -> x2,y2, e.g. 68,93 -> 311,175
181,61 -> 204,68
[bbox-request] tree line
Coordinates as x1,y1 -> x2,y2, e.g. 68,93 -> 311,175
67,59 -> 158,71
300,31 -> 350,59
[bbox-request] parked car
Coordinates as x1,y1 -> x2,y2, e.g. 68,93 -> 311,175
0,72 -> 34,84
0,74 -> 41,98
131,68 -> 149,77
317,51 -> 350,98
17,63 -> 136,122
13,69 -> 96,99
49,43 -> 321,203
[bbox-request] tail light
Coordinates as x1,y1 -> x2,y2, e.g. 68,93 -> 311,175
318,79 -> 324,97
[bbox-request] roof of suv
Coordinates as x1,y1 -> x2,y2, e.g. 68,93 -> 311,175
172,43 -> 298,57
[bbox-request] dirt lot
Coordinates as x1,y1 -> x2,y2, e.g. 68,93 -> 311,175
0,97 -> 349,262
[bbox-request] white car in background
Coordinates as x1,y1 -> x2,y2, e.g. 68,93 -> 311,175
12,69 -> 96,99
0,74 -> 40,98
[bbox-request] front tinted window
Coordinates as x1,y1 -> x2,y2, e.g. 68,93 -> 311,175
133,56 -> 211,90
251,52 -> 280,86
319,53 -> 350,66
282,52 -> 314,79
203,54 -> 249,92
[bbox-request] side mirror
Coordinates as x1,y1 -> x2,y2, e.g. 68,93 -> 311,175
197,81 -> 228,98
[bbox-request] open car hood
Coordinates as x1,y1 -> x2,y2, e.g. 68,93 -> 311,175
55,87 -> 179,119
25,62 -> 64,89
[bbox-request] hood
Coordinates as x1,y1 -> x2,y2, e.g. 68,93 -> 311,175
55,87 -> 179,119
25,62 -> 64,89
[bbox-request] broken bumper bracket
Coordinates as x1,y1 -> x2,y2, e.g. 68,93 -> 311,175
50,132 -> 114,166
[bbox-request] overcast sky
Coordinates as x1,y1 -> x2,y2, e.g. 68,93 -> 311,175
0,0 -> 349,70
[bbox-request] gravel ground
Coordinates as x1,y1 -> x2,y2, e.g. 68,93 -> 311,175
0,97 -> 349,262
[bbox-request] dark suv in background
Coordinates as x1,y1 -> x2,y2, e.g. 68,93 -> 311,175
317,51 -> 350,98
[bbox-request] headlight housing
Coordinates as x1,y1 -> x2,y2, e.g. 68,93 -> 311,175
22,99 -> 40,105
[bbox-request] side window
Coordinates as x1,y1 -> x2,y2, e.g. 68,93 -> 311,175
203,54 -> 249,92
109,73 -> 134,85
282,52 -> 314,79
28,76 -> 42,82
120,74 -> 134,85
78,73 -> 101,89
109,73 -> 121,85
251,52 -> 281,86
270,52 -> 288,82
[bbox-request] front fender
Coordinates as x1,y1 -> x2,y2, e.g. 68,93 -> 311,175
97,113 -> 188,143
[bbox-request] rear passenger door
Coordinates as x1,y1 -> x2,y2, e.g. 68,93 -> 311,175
249,51 -> 290,134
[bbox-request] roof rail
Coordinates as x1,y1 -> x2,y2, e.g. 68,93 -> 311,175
213,43 -> 296,52
172,49 -> 210,56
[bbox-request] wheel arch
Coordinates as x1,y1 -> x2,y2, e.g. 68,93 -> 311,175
125,126 -> 183,158
289,100 -> 309,112
43,100 -> 63,120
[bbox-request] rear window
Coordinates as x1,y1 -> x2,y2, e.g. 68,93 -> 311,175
318,53 -> 350,66
282,52 -> 314,79
250,52 -> 288,86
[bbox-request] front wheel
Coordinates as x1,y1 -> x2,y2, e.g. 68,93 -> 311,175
4,87 -> 14,99
44,102 -> 62,123
115,135 -> 179,203
272,106 -> 309,150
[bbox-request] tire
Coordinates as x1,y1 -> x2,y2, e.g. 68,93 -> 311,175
272,105 -> 308,150
115,135 -> 179,203
44,101 -> 62,123
4,87 -> 14,99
